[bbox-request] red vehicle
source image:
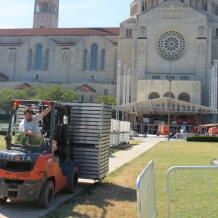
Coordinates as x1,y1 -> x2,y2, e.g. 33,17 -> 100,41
187,119 -> 195,125
157,122 -> 169,136
208,127 -> 218,136
1,100 -> 78,208
177,118 -> 183,125
197,123 -> 218,135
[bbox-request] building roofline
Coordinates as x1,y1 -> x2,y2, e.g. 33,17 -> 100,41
0,28 -> 120,37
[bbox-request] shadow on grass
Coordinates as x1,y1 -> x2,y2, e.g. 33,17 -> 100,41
43,182 -> 136,218
109,145 -> 134,158
109,141 -> 143,156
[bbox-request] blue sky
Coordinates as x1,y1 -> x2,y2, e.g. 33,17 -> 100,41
0,0 -> 131,29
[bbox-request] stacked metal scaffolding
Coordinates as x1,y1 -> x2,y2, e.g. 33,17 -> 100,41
210,60 -> 218,123
122,65 -> 127,120
116,60 -> 131,121
68,103 -> 112,180
126,68 -> 131,104
122,65 -> 127,105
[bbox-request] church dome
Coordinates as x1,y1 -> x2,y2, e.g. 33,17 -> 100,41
122,17 -> 136,23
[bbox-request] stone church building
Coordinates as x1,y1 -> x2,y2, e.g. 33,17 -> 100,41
0,0 -> 218,109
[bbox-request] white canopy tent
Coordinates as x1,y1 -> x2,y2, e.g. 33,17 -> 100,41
116,97 -> 217,115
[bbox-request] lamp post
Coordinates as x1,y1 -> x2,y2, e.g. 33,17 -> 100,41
168,79 -> 172,141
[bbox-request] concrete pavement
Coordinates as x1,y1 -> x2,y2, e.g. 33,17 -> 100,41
109,137 -> 162,173
0,137 -> 162,218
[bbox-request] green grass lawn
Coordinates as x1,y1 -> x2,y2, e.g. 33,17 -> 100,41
0,135 -> 6,150
40,141 -> 218,218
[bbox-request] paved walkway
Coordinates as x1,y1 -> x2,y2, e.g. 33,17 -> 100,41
0,137 -> 162,218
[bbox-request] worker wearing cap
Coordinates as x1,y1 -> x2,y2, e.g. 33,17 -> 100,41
19,106 -> 57,151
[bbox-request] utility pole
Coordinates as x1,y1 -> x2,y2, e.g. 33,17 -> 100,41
122,65 -> 127,121
168,79 -> 172,141
116,60 -> 122,121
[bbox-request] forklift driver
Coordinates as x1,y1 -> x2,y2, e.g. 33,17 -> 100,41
19,106 -> 57,151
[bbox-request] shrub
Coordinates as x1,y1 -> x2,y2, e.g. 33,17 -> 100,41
0,130 -> 7,136
186,136 -> 218,142
0,130 -> 15,136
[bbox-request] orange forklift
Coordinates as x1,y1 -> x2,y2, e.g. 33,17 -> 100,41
1,100 -> 78,208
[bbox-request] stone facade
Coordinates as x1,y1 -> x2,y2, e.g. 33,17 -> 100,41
0,0 -> 218,106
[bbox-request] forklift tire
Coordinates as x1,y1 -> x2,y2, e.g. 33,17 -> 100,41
64,166 -> 79,194
0,198 -> 7,204
38,180 -> 54,208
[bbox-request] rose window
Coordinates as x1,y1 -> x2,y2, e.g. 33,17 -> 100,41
158,31 -> 186,59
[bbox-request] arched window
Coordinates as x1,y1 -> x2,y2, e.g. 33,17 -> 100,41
149,92 -> 160,99
101,49 -> 106,71
28,49 -> 33,70
36,4 -> 39,12
62,51 -> 67,62
42,3 -> 48,12
45,49 -> 49,70
178,93 -> 190,102
164,92 -> 175,98
129,29 -> 132,36
90,44 -> 98,70
35,44 -> 42,70
126,29 -> 129,36
83,49 -> 88,70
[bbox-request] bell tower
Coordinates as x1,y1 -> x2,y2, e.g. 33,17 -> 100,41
33,0 -> 59,28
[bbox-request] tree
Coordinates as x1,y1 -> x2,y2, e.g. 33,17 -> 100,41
23,86 -> 39,99
34,85 -> 78,102
94,96 -> 116,108
95,96 -> 117,118
0,89 -> 27,114
0,85 -> 78,115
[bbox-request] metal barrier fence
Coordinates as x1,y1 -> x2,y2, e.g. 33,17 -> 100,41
136,160 -> 156,218
176,133 -> 195,141
166,166 -> 218,218
0,124 -> 8,130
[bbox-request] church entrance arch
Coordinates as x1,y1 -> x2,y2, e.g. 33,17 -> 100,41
149,92 -> 160,99
163,92 -> 175,98
178,93 -> 190,102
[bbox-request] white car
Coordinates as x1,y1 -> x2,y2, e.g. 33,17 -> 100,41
134,132 -> 146,137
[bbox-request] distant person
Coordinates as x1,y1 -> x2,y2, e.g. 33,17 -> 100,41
183,128 -> 187,133
63,115 -> 68,124
19,106 -> 57,151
